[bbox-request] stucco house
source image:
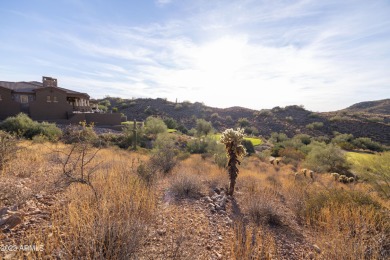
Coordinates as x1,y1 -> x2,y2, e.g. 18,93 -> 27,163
0,76 -> 123,125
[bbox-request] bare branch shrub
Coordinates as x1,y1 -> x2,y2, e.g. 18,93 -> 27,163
0,130 -> 19,171
55,141 -> 101,199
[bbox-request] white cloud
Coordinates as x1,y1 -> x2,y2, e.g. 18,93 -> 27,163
4,0 -> 388,111
155,0 -> 173,7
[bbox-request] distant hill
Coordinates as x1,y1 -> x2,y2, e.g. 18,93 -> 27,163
342,99 -> 390,114
97,97 -> 390,145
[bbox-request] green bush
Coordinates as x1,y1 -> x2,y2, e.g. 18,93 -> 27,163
177,124 -> 188,134
270,132 -> 288,144
195,119 -> 213,136
244,126 -> 259,136
187,138 -> 209,154
306,121 -> 324,130
292,134 -> 311,145
149,133 -> 178,175
304,143 -> 350,173
270,143 -> 285,157
242,139 -> 255,155
352,137 -> 384,152
213,144 -> 227,169
0,113 -> 62,141
237,117 -> 250,128
145,116 -> 167,136
163,117 -> 178,129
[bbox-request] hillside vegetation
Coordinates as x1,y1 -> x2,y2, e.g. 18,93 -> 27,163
98,97 -> 390,145
1,114 -> 389,259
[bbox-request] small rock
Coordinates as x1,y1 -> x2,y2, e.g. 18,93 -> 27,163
206,245 -> 212,250
308,252 -> 315,259
215,252 -> 222,259
0,207 -> 9,217
208,203 -> 215,209
0,213 -> 23,229
204,196 -> 213,203
312,244 -> 321,254
218,236 -> 222,241
157,229 -> 166,236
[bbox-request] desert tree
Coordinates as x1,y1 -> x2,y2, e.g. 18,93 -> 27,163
220,128 -> 246,196
54,138 -> 102,200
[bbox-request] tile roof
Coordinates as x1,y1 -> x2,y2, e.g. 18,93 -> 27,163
0,81 -> 89,97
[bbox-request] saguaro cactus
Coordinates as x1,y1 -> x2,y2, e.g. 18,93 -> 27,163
220,128 -> 246,196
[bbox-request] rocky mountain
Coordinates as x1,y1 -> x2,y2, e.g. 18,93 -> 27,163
98,97 -> 390,145
341,99 -> 390,114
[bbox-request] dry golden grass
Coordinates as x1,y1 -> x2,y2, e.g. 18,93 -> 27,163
1,141 -> 389,259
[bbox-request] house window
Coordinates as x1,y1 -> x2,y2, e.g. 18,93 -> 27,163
47,96 -> 51,102
53,96 -> 58,103
20,95 -> 28,104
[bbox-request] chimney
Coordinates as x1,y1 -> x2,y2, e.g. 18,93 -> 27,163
42,76 -> 58,88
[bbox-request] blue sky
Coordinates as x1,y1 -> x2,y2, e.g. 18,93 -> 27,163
1,0 -> 389,111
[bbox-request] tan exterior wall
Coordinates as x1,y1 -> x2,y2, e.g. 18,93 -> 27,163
29,87 -> 73,120
0,87 -> 21,120
63,113 -> 122,125
85,113 -> 122,125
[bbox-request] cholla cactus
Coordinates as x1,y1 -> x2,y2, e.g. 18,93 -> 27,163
220,128 -> 247,196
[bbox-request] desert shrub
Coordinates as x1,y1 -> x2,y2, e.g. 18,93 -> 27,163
242,139 -> 255,155
279,147 -> 305,166
99,99 -> 111,107
269,132 -> 288,144
174,103 -> 183,110
244,126 -> 259,136
303,189 -> 380,221
0,113 -> 62,141
36,121 -> 62,141
329,115 -> 350,121
210,113 -> 220,120
186,136 -> 218,154
62,122 -> 99,145
230,221 -> 278,259
53,173 -> 155,260
270,143 -> 284,157
257,109 -> 273,117
170,173 -> 202,199
367,116 -> 384,123
136,161 -> 156,186
213,143 -> 228,169
225,115 -> 233,123
308,112 -> 320,118
145,116 -> 167,136
306,121 -> 324,130
304,143 -> 350,173
237,117 -> 250,128
247,197 -> 283,227
176,124 -> 188,134
149,133 -> 178,175
352,137 -> 384,152
163,117 -> 178,129
0,130 -> 19,171
312,135 -> 330,144
195,119 -> 213,136
186,138 -> 208,154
